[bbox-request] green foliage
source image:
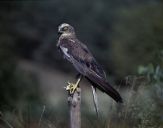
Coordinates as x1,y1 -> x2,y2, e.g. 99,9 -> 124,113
136,53 -> 163,127
1,0 -> 162,76
0,35 -> 42,127
138,49 -> 163,84
138,64 -> 163,82
111,3 -> 163,77
0,32 -> 41,111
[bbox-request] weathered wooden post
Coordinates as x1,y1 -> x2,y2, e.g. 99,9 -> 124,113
67,88 -> 81,128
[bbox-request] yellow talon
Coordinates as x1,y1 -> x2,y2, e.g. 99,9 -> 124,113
66,82 -> 78,94
65,76 -> 82,94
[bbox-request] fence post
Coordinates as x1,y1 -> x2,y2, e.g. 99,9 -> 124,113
68,88 -> 81,128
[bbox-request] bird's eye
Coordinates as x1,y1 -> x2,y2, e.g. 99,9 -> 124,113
63,26 -> 68,31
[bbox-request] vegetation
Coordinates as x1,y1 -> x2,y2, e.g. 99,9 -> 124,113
0,0 -> 163,128
111,3 -> 163,77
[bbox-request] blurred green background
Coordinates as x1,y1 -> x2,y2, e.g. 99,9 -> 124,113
0,0 -> 163,128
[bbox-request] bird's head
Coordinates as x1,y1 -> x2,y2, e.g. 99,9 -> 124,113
58,23 -> 75,35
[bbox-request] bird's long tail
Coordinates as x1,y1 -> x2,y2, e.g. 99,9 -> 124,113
87,73 -> 123,103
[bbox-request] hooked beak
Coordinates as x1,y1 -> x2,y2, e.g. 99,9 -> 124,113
58,31 -> 62,35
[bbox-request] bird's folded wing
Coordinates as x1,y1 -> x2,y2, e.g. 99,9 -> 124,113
86,69 -> 123,103
71,52 -> 123,103
58,38 -> 106,78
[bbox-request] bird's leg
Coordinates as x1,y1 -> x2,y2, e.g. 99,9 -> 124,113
66,75 -> 82,94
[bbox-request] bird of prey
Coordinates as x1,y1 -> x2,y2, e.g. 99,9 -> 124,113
57,23 -> 123,103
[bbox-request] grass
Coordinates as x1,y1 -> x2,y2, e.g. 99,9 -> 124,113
0,77 -> 162,128
0,61 -> 163,128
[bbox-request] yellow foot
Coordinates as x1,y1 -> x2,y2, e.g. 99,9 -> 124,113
65,82 -> 78,94
65,75 -> 82,94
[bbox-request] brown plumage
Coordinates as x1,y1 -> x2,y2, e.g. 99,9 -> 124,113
57,23 -> 123,103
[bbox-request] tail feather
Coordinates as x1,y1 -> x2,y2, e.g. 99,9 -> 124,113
86,73 -> 123,103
